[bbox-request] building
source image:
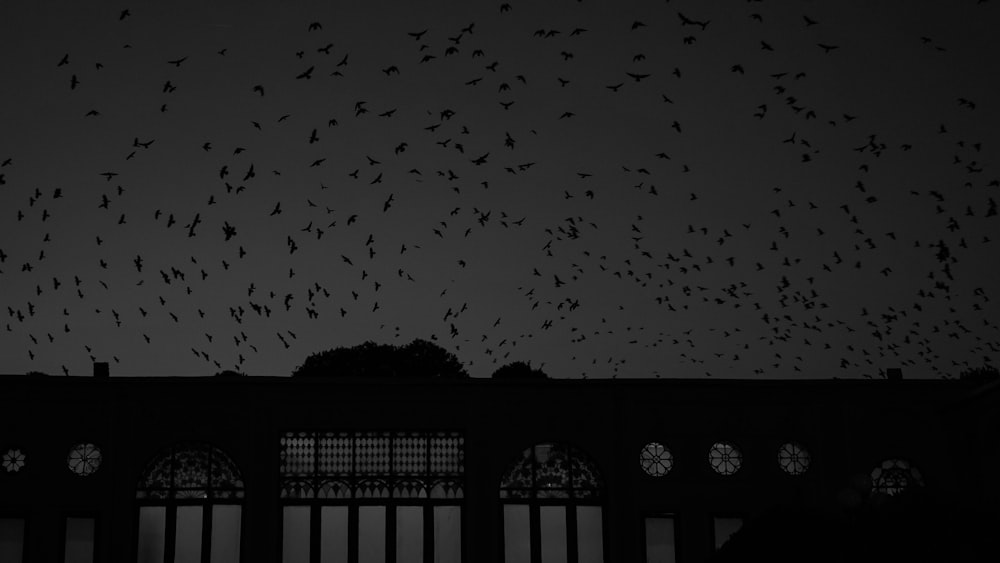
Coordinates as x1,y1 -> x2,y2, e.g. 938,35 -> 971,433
2,369 -> 998,562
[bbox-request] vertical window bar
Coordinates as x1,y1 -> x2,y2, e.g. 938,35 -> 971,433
164,505 -> 177,563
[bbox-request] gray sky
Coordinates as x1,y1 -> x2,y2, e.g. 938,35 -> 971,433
1,0 -> 998,378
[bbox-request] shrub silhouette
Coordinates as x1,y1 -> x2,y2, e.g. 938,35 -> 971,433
490,361 -> 548,379
292,338 -> 468,378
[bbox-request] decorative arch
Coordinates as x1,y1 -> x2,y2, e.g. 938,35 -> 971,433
871,458 -> 924,496
137,441 -> 245,499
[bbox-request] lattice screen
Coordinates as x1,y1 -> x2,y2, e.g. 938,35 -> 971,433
280,431 -> 464,499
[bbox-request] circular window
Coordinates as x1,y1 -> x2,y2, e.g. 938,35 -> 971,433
67,443 -> 102,476
777,442 -> 810,475
639,442 -> 674,477
708,442 -> 742,476
2,448 -> 26,473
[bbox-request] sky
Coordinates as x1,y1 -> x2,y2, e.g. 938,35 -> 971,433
1,0 -> 998,379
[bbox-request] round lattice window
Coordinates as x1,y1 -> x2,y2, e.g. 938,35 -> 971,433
67,443 -> 102,476
708,442 -> 742,476
2,448 -> 26,473
777,442 -> 810,475
639,442 -> 674,477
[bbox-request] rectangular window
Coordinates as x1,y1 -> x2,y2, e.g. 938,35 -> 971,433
433,506 -> 461,563
0,518 -> 25,563
503,505 -> 530,563
644,515 -> 676,563
210,505 -> 242,563
576,507 -> 603,563
396,507 -> 423,563
320,506 -> 348,563
282,506 -> 310,563
539,506 -> 567,563
137,507 -> 166,563
64,517 -> 95,563
175,506 -> 203,563
713,517 -> 743,550
358,506 -> 386,563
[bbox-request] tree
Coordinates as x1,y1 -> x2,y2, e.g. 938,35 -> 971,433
957,364 -> 999,383
213,370 -> 246,377
490,361 -> 548,379
291,338 -> 469,378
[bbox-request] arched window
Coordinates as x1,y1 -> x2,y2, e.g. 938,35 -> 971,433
278,430 -> 464,563
871,458 -> 924,496
135,442 -> 244,563
499,443 -> 606,563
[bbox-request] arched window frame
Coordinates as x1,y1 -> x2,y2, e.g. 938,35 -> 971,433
871,458 -> 924,496
134,441 -> 245,563
499,442 -> 607,563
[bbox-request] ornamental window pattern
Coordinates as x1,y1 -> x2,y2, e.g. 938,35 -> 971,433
500,443 -> 606,563
639,442 -> 673,477
708,442 -> 742,476
777,442 -> 810,475
135,442 -> 244,563
279,431 -> 464,563
279,431 -> 464,499
67,443 -> 102,476
871,458 -> 924,496
2,448 -> 25,473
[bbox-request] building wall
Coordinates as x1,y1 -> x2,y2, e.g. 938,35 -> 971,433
0,376 -> 987,562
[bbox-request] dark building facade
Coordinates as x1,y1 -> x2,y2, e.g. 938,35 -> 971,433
2,373 -> 998,562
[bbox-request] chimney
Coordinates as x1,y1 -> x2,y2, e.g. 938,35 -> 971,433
886,368 -> 902,381
93,362 -> 109,378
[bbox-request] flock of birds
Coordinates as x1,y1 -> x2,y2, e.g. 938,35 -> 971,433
1,1 -> 997,379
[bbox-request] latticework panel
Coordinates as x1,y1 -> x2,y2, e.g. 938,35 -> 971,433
280,431 -> 464,500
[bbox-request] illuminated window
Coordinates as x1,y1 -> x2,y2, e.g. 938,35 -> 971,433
279,431 -> 464,563
135,442 -> 244,563
2,449 -> 25,473
643,514 -> 676,563
0,518 -> 25,563
639,442 -> 673,477
777,442 -> 810,475
500,443 -> 606,563
67,443 -> 102,476
63,517 -> 95,563
708,442 -> 742,476
871,458 -> 924,496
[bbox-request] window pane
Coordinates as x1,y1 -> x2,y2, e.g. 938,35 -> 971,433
644,516 -> 675,563
576,507 -> 603,563
137,507 -> 166,563
713,517 -> 743,550
433,506 -> 461,563
175,506 -> 203,563
282,506 -> 311,563
358,506 -> 386,563
396,507 -> 423,563
64,517 -> 95,563
0,518 -> 25,563
321,506 -> 348,563
503,505 -> 530,563
539,506 -> 567,563
210,505 -> 241,563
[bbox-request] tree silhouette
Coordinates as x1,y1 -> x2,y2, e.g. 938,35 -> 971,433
291,338 -> 468,378
957,364 -> 999,383
490,361 -> 548,379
